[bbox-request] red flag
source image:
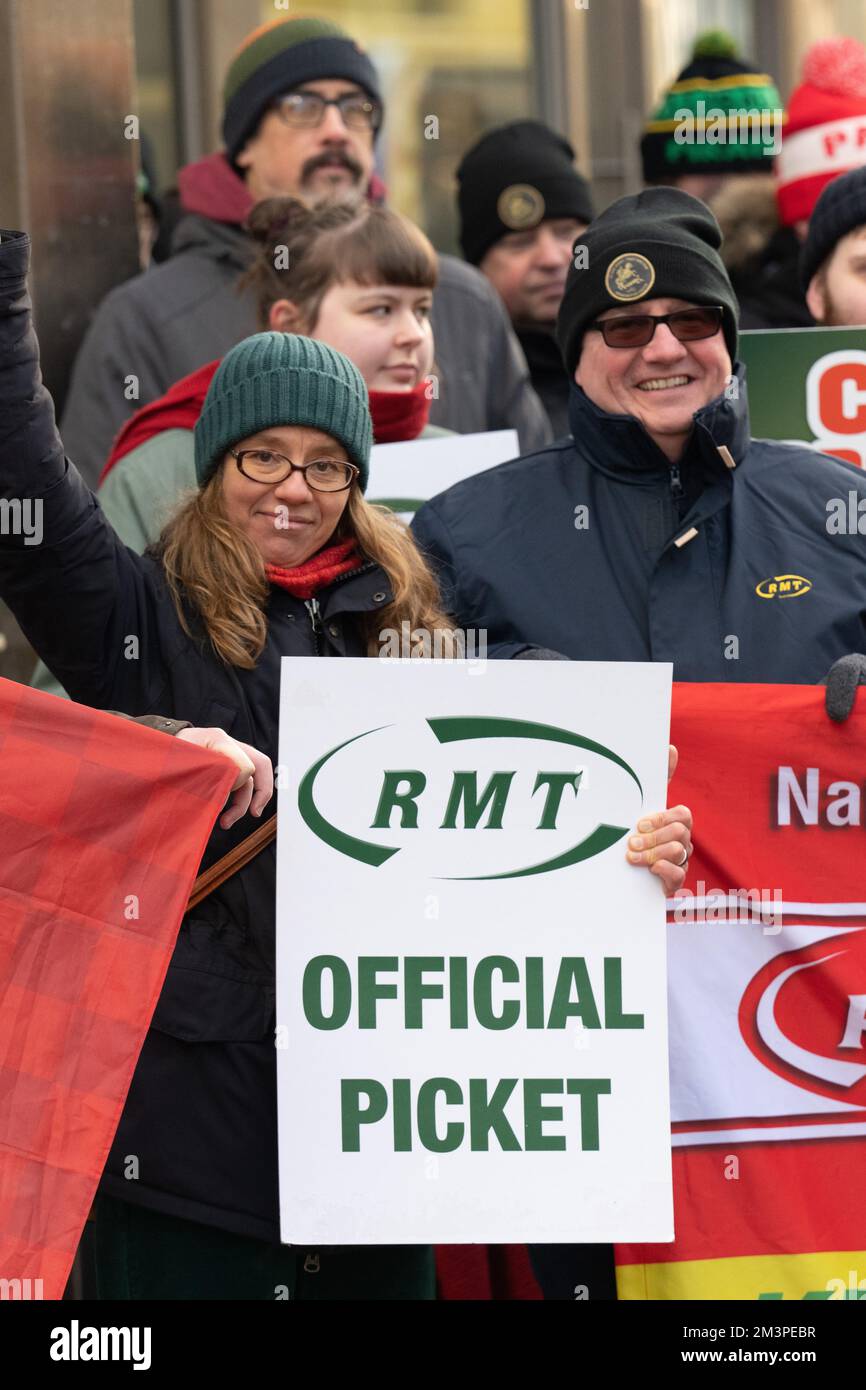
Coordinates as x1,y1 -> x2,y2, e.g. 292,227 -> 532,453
436,684 -> 866,1301
617,684 -> 866,1300
0,678 -> 235,1300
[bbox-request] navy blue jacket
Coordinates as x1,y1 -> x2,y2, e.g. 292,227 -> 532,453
0,231 -> 394,1240
412,373 -> 866,681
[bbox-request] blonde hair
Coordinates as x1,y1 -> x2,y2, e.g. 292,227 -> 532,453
159,472 -> 458,668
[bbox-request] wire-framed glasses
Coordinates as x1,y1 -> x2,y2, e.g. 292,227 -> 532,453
274,90 -> 382,133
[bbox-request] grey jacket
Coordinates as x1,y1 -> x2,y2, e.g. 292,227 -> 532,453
60,213 -> 552,486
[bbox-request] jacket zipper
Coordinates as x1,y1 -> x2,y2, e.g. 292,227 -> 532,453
305,597 -> 322,654
669,462 -> 685,499
327,560 -> 376,591
301,563 -> 388,655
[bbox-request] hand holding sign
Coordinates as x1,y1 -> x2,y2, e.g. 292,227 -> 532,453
625,745 -> 693,891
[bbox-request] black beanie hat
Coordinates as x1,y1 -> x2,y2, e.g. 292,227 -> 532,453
641,31 -> 783,184
556,187 -> 740,375
800,165 -> 866,291
457,120 -> 595,266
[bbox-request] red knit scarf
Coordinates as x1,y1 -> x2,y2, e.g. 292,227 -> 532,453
368,381 -> 431,443
264,538 -> 362,599
102,369 -> 432,486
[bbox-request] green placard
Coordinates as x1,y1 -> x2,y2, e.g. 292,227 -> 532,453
740,326 -> 866,467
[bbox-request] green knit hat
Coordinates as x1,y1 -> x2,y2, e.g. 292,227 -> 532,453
194,333 -> 373,491
222,16 -> 383,163
641,31 -> 783,182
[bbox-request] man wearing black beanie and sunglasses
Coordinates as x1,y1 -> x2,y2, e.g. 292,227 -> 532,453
415,184 -> 866,686
413,184 -> 866,1299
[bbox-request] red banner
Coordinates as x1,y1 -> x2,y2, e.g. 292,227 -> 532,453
0,679 -> 234,1300
617,683 -> 866,1300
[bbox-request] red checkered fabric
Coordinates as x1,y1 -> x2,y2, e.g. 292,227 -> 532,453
0,679 -> 235,1300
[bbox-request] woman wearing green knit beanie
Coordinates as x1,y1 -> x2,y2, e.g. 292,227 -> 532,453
194,332 -> 374,492
79,328 -> 459,1301
7,240 -> 457,1297
175,327 -> 452,630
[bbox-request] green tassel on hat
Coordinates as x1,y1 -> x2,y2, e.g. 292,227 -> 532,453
691,30 -> 740,62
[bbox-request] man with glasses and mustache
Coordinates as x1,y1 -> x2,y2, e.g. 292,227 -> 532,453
60,15 -> 550,486
413,184 -> 866,1299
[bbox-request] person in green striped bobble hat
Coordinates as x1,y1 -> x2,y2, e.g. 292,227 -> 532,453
194,331 -> 374,586
641,31 -> 784,204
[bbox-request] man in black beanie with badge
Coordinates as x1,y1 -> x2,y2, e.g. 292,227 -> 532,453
413,183 -> 866,1299
415,183 -> 866,687
457,121 -> 594,436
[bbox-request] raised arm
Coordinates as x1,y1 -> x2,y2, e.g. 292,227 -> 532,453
0,231 -> 166,710
0,231 -> 68,497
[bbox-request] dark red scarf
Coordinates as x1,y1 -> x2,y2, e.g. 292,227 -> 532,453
368,381 -> 431,443
265,538 -> 362,599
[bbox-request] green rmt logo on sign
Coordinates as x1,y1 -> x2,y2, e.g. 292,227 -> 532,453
298,716 -> 643,880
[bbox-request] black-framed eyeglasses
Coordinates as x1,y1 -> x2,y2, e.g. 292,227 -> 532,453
588,305 -> 725,349
231,449 -> 359,493
274,89 -> 382,133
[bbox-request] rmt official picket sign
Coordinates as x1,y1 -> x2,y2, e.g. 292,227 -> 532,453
275,659 -> 673,1245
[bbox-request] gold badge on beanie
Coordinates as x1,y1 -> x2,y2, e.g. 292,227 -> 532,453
604,252 -> 656,301
497,184 -> 546,231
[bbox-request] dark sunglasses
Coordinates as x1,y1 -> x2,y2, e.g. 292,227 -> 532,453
588,305 -> 725,349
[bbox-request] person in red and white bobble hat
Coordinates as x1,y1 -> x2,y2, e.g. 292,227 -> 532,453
719,35 -> 866,330
776,35 -> 866,235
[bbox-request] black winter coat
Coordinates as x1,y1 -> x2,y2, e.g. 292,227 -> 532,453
412,366 -> 866,681
516,328 -> 572,440
729,226 -> 814,331
0,231 -> 395,1240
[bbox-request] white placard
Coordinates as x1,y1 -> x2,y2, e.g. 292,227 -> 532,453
276,658 -> 674,1244
368,430 -> 519,519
